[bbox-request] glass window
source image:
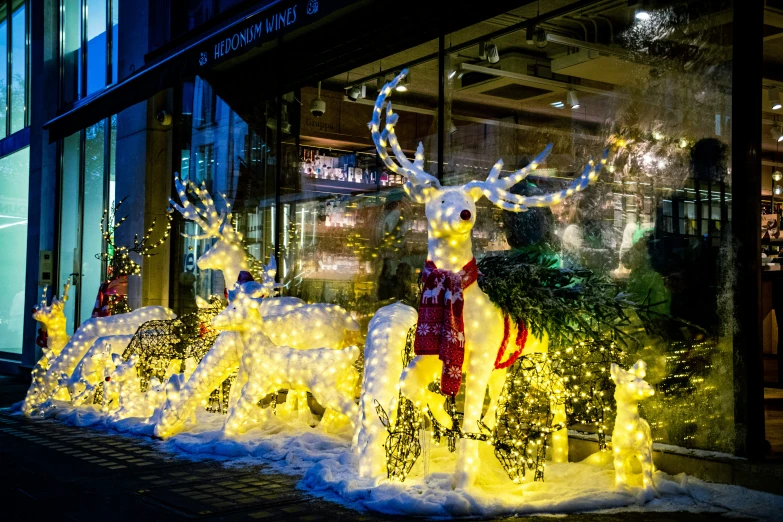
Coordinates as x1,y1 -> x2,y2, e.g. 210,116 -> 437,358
171,77 -> 278,314
57,132 -> 81,335
441,2 -> 733,453
10,0 -> 25,132
57,118 -> 114,332
276,43 -> 439,310
110,0 -> 117,84
79,121 -> 107,324
0,146 -> 29,353
61,0 -> 117,103
0,5 -> 7,139
61,0 -> 81,105
86,0 -> 106,95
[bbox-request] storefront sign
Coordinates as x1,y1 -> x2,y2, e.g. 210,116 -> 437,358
198,0 -> 343,69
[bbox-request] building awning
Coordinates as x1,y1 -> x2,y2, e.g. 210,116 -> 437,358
43,0 -> 360,141
43,0 -> 533,142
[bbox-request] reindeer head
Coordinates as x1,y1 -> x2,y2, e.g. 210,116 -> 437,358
369,70 -> 605,247
32,279 -> 70,328
212,279 -> 266,331
169,174 -> 248,283
610,360 -> 654,404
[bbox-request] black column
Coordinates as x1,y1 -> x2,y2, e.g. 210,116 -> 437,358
732,0 -> 765,459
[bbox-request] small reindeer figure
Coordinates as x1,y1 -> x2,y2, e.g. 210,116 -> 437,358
153,267 -> 358,438
23,281 -> 72,415
610,360 -> 655,499
24,305 -> 177,417
212,284 -> 360,436
368,70 -> 604,488
169,174 -> 248,287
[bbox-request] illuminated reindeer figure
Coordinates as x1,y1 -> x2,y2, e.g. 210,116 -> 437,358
153,263 -> 358,438
23,280 -> 72,415
368,70 -> 604,488
169,174 -> 248,287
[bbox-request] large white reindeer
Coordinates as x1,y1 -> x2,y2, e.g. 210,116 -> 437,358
169,174 -> 248,287
367,70 -> 604,488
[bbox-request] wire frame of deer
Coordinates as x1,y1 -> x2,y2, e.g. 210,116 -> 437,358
96,196 -> 173,280
368,69 -> 607,210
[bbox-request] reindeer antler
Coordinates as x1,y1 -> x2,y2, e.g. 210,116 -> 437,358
58,278 -> 71,305
368,69 -> 441,201
465,148 -> 607,212
169,173 -> 228,239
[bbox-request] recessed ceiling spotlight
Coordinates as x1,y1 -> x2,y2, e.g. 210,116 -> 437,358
772,125 -> 783,143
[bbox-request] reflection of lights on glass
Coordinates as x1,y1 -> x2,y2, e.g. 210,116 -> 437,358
773,170 -> 783,182
635,11 -> 651,21
550,101 -> 564,108
448,70 -> 456,79
774,185 -> 782,196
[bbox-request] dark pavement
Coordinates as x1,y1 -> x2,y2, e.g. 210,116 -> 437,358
0,375 -> 754,521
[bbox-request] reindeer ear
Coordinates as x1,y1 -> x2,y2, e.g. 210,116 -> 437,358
631,360 -> 647,379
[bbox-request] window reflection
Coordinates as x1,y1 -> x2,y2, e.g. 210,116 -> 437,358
169,1 -> 737,454
0,146 -> 28,353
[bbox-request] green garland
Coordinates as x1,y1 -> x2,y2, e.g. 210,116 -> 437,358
477,246 -> 677,349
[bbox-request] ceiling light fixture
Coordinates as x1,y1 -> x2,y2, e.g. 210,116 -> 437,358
772,125 -> 783,143
550,101 -> 564,109
635,10 -> 651,21
567,90 -> 580,109
346,84 -> 365,102
479,41 -> 499,64
774,170 -> 783,182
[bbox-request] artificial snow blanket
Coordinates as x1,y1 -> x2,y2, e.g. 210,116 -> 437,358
8,401 -> 782,520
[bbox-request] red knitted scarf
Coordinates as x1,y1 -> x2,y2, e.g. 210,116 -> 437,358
413,258 -> 528,397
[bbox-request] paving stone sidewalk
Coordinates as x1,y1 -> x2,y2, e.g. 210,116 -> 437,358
0,375 -> 751,521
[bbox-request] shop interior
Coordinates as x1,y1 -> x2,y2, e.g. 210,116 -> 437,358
761,0 -> 783,459
169,1 -> 783,458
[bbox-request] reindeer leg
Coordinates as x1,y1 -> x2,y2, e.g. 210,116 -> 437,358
154,333 -> 241,438
453,356 -> 493,490
400,355 -> 451,427
310,382 -> 359,430
639,451 -> 655,497
482,368 -> 506,430
613,449 -> 629,490
224,372 -> 273,437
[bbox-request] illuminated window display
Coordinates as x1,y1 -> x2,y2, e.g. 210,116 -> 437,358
166,1 -> 736,458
